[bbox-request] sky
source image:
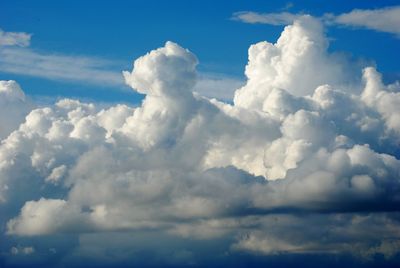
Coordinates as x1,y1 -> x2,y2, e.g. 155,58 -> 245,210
1,0 -> 400,267
1,0 -> 399,103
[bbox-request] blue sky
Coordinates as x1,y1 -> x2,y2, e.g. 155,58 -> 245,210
1,1 -> 400,268
1,0 -> 399,103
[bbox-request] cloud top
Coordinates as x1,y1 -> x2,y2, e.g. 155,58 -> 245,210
123,41 -> 198,97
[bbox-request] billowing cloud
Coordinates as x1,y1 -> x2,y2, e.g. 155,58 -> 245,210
0,80 -> 33,140
1,16 -> 400,266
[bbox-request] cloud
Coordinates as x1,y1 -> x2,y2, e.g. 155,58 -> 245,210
1,16 -> 400,266
0,29 -> 31,47
0,29 -> 241,100
0,45 -> 242,100
232,11 -> 301,25
234,15 -> 360,102
0,47 -> 125,87
10,246 -> 35,255
233,6 -> 400,36
123,41 -> 198,97
232,213 -> 400,259
0,28 -> 126,88
331,6 -> 400,36
0,80 -> 33,140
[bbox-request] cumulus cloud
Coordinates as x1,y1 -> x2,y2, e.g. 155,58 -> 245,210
233,16 -> 359,102
0,80 -> 33,140
1,16 -> 400,266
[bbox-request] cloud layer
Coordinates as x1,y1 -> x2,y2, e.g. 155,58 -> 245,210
1,16 -> 400,266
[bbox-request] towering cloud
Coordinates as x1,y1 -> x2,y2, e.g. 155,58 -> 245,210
1,16 -> 400,266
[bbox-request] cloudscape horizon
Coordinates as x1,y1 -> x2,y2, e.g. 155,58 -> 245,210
1,2 -> 400,267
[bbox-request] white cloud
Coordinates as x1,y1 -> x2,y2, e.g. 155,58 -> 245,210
1,16 -> 400,265
0,30 -> 241,100
0,80 -> 33,140
234,15 -> 356,103
0,47 -> 125,87
232,11 -> 300,25
233,6 -> 400,37
0,28 -> 127,88
0,29 -> 31,47
332,6 -> 400,36
7,198 -> 85,236
45,165 -> 67,185
123,41 -> 198,98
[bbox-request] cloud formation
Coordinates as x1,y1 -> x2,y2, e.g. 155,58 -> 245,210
232,11 -> 301,25
0,29 -> 31,47
1,16 -> 400,266
233,6 -> 400,37
0,29 -> 240,100
0,80 -> 33,140
331,6 -> 400,36
0,47 -> 125,87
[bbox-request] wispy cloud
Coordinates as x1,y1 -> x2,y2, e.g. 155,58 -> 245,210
329,6 -> 400,36
0,28 -> 124,87
0,28 -> 31,47
282,2 -> 294,11
232,6 -> 400,37
0,47 -> 125,87
232,11 -> 301,25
